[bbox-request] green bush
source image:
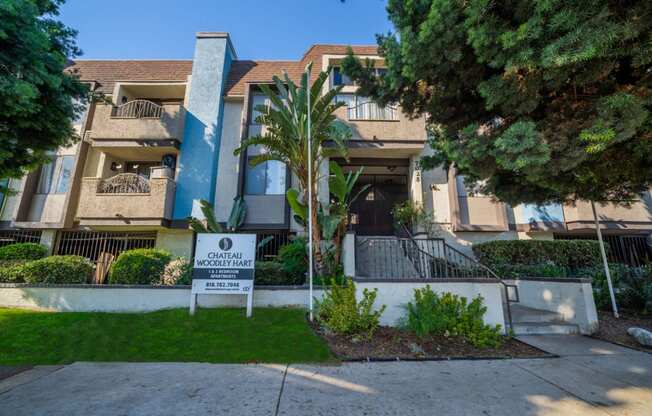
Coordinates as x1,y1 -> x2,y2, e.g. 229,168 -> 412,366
278,237 -> 307,284
315,278 -> 385,338
473,239 -> 602,269
108,249 -> 171,285
158,257 -> 192,285
22,256 -> 93,284
593,263 -> 652,313
255,261 -> 297,285
0,243 -> 47,261
404,286 -> 503,348
0,261 -> 28,283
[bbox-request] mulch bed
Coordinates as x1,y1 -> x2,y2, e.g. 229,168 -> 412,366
593,311 -> 652,352
309,321 -> 548,361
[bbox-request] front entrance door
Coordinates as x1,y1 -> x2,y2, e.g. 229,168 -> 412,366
350,174 -> 408,236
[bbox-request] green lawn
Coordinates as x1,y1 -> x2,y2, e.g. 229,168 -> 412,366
0,307 -> 333,365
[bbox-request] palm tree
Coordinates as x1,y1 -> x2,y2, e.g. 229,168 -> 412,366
234,63 -> 350,270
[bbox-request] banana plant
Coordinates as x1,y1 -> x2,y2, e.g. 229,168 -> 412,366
226,196 -> 247,232
328,162 -> 370,265
188,198 -> 272,253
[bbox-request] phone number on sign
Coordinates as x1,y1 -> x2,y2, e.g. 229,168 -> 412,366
206,281 -> 241,289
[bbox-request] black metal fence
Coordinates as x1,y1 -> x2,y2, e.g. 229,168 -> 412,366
0,230 -> 42,247
355,236 -> 495,279
55,231 -> 157,263
554,233 -> 651,267
255,231 -> 295,261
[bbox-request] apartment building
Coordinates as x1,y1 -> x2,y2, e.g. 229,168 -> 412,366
1,32 -> 650,268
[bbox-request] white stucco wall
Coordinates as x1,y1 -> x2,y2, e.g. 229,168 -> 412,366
354,280 -> 506,332
504,278 -> 599,334
0,286 -> 323,312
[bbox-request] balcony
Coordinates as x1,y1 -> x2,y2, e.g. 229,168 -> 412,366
332,97 -> 426,143
89,100 -> 185,147
76,167 -> 175,227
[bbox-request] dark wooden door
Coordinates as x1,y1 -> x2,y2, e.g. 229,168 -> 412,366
350,175 -> 408,236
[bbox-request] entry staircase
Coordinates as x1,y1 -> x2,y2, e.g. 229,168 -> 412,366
355,227 -> 577,335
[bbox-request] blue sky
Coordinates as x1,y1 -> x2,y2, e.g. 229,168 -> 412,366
60,0 -> 392,60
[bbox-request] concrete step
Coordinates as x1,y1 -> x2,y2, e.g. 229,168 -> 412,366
512,322 -> 580,335
510,304 -> 565,324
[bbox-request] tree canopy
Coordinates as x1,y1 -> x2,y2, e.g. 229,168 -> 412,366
0,0 -> 88,181
342,0 -> 652,205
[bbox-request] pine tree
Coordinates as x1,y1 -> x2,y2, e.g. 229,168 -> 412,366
342,0 -> 652,205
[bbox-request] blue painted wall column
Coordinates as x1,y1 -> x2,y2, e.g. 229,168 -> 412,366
173,32 -> 236,220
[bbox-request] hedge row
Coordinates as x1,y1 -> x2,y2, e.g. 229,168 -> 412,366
0,256 -> 93,284
473,240 -> 602,269
0,243 -> 47,261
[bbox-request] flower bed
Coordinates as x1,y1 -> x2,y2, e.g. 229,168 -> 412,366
309,321 -> 547,360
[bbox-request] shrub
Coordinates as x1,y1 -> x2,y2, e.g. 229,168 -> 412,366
0,261 -> 28,283
278,237 -> 307,284
404,286 -> 503,348
593,263 -> 652,313
315,278 -> 385,338
255,261 -> 299,285
158,257 -> 192,285
473,240 -> 603,272
108,249 -> 171,285
0,243 -> 47,261
22,256 -> 93,284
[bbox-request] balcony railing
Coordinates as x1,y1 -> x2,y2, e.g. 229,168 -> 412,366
98,173 -> 150,194
347,101 -> 398,121
110,100 -> 163,119
77,170 -> 175,226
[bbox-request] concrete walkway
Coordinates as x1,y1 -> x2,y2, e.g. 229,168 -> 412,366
0,336 -> 650,416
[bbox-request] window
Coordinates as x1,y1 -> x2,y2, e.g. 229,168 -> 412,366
0,178 -> 8,212
336,94 -> 398,121
36,155 -> 75,194
332,67 -> 354,86
251,94 -> 271,125
244,159 -> 287,195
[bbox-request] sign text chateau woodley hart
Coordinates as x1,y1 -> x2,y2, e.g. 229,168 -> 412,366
190,233 -> 256,316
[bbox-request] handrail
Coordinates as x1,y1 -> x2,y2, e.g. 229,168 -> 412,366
98,173 -> 151,194
400,224 -> 515,331
347,100 -> 398,121
111,99 -> 163,119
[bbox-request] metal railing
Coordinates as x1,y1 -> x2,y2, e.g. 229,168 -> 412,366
55,231 -> 157,263
98,173 -> 150,194
111,100 -> 163,119
0,230 -> 42,247
356,225 -> 517,330
347,101 -> 398,121
255,231 -> 295,261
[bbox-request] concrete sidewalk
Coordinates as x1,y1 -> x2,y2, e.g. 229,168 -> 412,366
0,336 -> 650,416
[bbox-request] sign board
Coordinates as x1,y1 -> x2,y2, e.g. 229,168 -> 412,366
190,233 -> 256,316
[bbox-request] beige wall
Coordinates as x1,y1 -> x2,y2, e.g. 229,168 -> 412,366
76,177 -> 175,225
214,99 -> 244,222
156,229 -> 194,258
334,106 -> 427,141
90,103 -> 185,141
564,198 -> 652,226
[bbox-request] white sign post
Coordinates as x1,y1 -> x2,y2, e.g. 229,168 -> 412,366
190,233 -> 256,317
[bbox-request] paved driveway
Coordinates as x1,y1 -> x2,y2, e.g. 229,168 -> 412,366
0,336 -> 650,416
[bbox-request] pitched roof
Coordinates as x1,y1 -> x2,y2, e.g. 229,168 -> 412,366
225,44 -> 379,96
66,60 -> 193,94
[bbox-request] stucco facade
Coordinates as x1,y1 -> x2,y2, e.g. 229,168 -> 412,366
1,32 -> 650,271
